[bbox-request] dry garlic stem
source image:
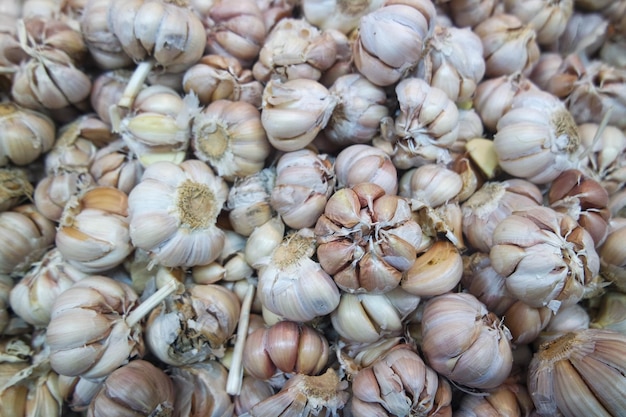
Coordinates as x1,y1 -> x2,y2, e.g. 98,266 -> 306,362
128,159 -> 229,268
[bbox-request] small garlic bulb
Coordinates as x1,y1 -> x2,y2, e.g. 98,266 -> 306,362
599,218 -> 626,292
421,292 -> 513,389
227,168 -> 275,237
87,360 -> 175,417
490,206 -> 601,312
89,140 -> 144,194
302,0 -> 385,34
455,383 -> 535,417
170,361 -> 234,417
334,144 -> 398,195
535,303 -> 590,346
578,123 -> 626,195
0,103 -> 55,167
261,78 -> 338,152
192,99 -> 270,181
502,300 -> 552,345
399,164 -> 463,208
270,149 -> 335,229
44,118 -> 99,173
90,70 -> 134,124
234,376 -> 274,415
128,159 -> 229,268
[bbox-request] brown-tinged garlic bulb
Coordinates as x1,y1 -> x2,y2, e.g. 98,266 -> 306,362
0,362 -> 29,416
474,14 -> 540,77
454,382 -> 535,417
145,283 -> 240,366
243,320 -> 330,380
46,275 -> 144,379
118,85 -> 200,167
334,144 -> 398,195
578,123 -> 626,196
490,206 -> 601,312
461,179 -> 543,253
302,0 -> 384,34
416,25 -> 485,104
421,292 -> 513,390
170,360 -> 234,417
227,168 -> 275,237
350,344 -> 452,417
473,72 -> 540,132
81,0 -> 133,69
528,329 -> 626,417
256,228 -> 340,322
401,240 -> 462,297
494,89 -> 582,184
386,77 -> 459,169
9,248 -> 87,327
591,291 -> 626,335
247,368 -> 349,416
315,183 -> 422,293
0,103 -> 55,167
599,218 -> 626,292
447,0 -> 500,28
234,376 -> 274,415
270,149 -> 335,229
182,54 -> 264,107
253,17 -> 338,82
462,252 -> 517,316
0,204 -> 55,275
324,73 -> 389,147
331,288 -> 420,343
55,186 -> 132,273
89,140 -> 143,195
0,168 -> 33,212
129,159 -> 229,267
261,78 -> 338,152
503,0 -> 573,45
87,359 -> 175,417
192,99 -> 270,182
502,300 -> 552,346
352,0 -> 436,87
553,11 -> 608,56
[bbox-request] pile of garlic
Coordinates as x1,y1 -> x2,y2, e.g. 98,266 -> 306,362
1,0 -> 626,416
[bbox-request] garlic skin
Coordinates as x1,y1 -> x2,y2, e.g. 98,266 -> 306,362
44,119 -> 99,173
528,329 -> 626,417
243,320 -> 330,380
302,0 -> 385,34
87,360 -> 175,417
351,344 -> 452,417
128,160 -> 229,268
503,300 -> 552,346
421,292 -> 513,390
192,99 -> 270,182
170,361 -> 234,417
474,14 -> 540,77
261,78 -> 338,152
503,0 -> 573,45
494,89 -> 582,184
399,164 -> 463,208
245,216 -> 285,268
81,0 -> 133,69
536,303 -> 590,346
490,206 -> 601,312
227,168 -> 275,237
353,0 -> 436,86
0,103 -> 55,167
46,276 -> 144,380
334,144 -> 398,195
256,228 -> 340,322
270,149 -> 335,229
0,204 -> 56,276
90,70 -> 134,124
455,383 -> 535,417
315,183 -> 422,294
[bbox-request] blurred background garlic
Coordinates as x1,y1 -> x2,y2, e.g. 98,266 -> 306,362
301,0 -> 385,34
0,167 -> 33,212
0,103 -> 55,167
446,0 -> 501,29
552,11 -> 608,57
334,144 -> 398,194
578,122 -> 626,196
599,218 -> 626,292
234,375 -> 274,415
128,159 -> 229,268
534,302 -> 590,346
591,291 -> 626,335
454,382 -> 535,417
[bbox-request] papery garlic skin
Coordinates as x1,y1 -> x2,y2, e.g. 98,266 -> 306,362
34,169 -> 96,222
334,144 -> 398,195
455,383 -> 534,417
448,0 -> 500,28
129,160 -> 229,268
234,376 -> 274,415
591,292 -> 626,335
421,292 -> 513,390
599,219 -> 626,292
553,11 -> 608,56
490,206 -> 600,312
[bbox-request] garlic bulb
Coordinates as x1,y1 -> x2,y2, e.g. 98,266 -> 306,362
528,329 -> 626,417
490,206 -> 600,312
315,183 -> 422,293
89,140 -> 143,195
591,291 -> 626,335
494,89 -> 582,184
530,53 -> 584,100
421,292 -> 513,389
227,168 -> 275,237
503,0 -> 573,45
270,149 -> 335,229
462,252 -> 517,316
192,230 -> 253,284
455,383 -> 535,417
447,0 -> 500,28
302,0 -> 385,34
0,103 -> 55,167
44,119 -> 98,174
350,344 -> 452,417
352,0 -> 436,86
256,228 -> 340,322
90,70 -> 134,124
502,300 -> 552,345
0,168 -> 34,212
0,274 -> 12,334
87,359 -> 175,417
34,169 -> 95,222
553,11 -> 608,56
535,303 -> 590,346
46,275 -> 144,379
578,123 -> 626,196
128,159 -> 229,268
334,144 -> 398,195
399,164 -> 463,208
401,240 -> 463,297
58,374 -> 104,413
243,320 -> 330,380
234,376 -> 274,415
599,218 -> 626,292
192,99 -> 270,181
170,361 -> 234,417
261,78 -> 337,152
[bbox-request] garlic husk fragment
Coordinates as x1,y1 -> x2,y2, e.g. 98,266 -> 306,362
0,168 -> 33,212
270,149 -> 335,229
421,292 -> 513,389
528,329 -> 626,417
494,89 -> 582,184
331,288 -> 420,343
243,320 -> 330,380
302,0 -> 385,34
145,284 -> 241,366
128,159 -> 229,268
0,204 -> 56,276
334,144 -> 398,195
227,168 -> 275,237
86,359 -> 175,417
0,103 -> 55,167
261,78 -> 338,152
461,252 -> 517,316
352,0 -> 436,86
170,360 -> 234,417
192,99 -> 270,182
315,183 -> 422,293
256,228 -> 340,322
350,344 -> 452,417
46,275 -> 144,379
